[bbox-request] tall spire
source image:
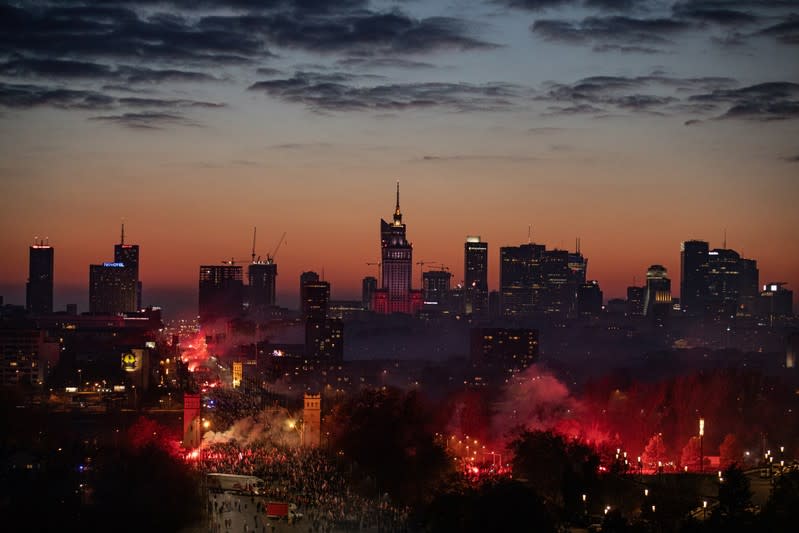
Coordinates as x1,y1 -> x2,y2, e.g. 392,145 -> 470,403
120,222 -> 125,245
393,181 -> 402,225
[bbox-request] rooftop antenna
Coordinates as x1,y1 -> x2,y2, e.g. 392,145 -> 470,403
251,226 -> 257,263
120,222 -> 125,245
723,228 -> 727,249
528,224 -> 532,244
576,237 -> 581,254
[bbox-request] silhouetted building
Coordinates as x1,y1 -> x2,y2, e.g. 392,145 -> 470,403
114,224 -> 141,309
627,286 -> 645,316
26,241 -> 53,314
643,265 -> 671,319
249,262 -> 277,308
306,318 -> 343,362
738,257 -> 759,316
470,327 -> 539,374
759,282 -> 793,319
680,240 -> 709,316
577,280 -> 603,317
422,269 -> 452,307
373,183 -> 423,315
464,236 -> 488,316
362,276 -> 377,311
500,243 -> 544,316
89,262 -> 137,314
300,272 -> 329,321
198,265 -> 243,323
706,248 -> 742,319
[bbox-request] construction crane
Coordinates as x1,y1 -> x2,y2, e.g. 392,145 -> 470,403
266,232 -> 286,265
366,262 -> 381,285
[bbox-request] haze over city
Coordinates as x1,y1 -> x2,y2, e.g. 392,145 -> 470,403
1,0 -> 798,316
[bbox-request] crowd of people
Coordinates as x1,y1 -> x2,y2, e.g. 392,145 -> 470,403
191,441 -> 409,532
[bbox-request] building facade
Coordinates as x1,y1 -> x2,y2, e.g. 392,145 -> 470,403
373,183 -> 423,315
26,242 -> 54,314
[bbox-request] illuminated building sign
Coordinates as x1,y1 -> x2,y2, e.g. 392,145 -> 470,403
121,351 -> 141,372
103,262 -> 125,268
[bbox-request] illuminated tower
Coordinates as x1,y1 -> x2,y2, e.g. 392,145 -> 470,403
644,264 -> 671,319
26,240 -> 54,314
114,224 -> 141,309
373,183 -> 422,314
302,393 -> 321,448
464,236 -> 488,316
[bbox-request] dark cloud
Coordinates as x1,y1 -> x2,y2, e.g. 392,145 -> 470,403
540,74 -> 740,116
758,15 -> 799,45
336,57 -> 437,70
117,97 -> 226,109
119,67 -> 220,84
782,153 -> 799,162
0,58 -> 113,79
543,104 -> 605,116
496,0 -> 635,10
532,16 -> 693,47
671,2 -> 760,26
90,111 -> 198,129
197,12 -> 496,55
0,82 -> 115,110
690,81 -> 799,120
419,154 -> 539,161
249,72 -> 521,112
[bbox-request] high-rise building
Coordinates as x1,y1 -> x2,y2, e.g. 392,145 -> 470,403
361,276 -> 377,311
759,282 -> 793,319
300,272 -> 329,321
373,183 -> 423,315
89,262 -> 137,314
26,241 -> 54,314
249,262 -> 277,309
627,286 -> 645,316
464,236 -> 488,316
643,265 -> 671,318
577,280 -> 603,317
422,269 -> 452,307
738,258 -> 759,316
499,243 -> 544,317
470,328 -> 539,374
114,224 -> 141,309
680,240 -> 709,316
198,265 -> 243,323
706,248 -> 742,319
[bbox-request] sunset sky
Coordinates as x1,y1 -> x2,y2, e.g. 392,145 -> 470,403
1,0 -> 797,315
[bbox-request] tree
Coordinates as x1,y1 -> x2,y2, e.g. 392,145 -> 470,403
708,464 -> 756,531
642,433 -> 668,471
759,470 -> 799,532
509,429 -> 599,513
680,436 -> 702,471
326,387 -> 451,503
718,434 -> 742,469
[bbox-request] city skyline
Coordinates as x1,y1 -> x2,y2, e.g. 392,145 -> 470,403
1,190 -> 795,317
1,0 -> 798,314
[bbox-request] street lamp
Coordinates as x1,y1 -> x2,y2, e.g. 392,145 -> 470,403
699,418 -> 705,473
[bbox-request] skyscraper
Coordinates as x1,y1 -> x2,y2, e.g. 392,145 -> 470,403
643,264 -> 671,319
577,280 -> 603,317
422,269 -> 452,307
198,265 -> 243,323
373,183 -> 422,315
89,262 -> 137,314
114,224 -> 141,309
464,236 -> 488,316
680,240 -> 709,315
499,243 -> 544,316
361,276 -> 377,311
707,248 -> 742,319
26,241 -> 53,314
300,272 -> 329,321
249,262 -> 277,309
